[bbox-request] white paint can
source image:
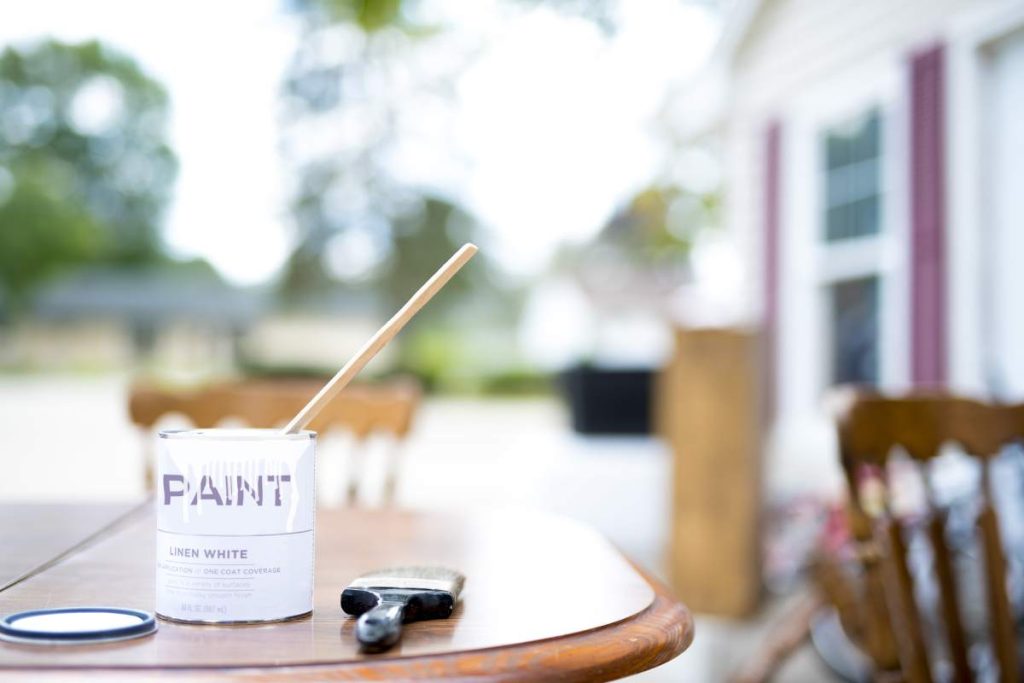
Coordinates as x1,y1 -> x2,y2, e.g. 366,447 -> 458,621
155,428 -> 316,624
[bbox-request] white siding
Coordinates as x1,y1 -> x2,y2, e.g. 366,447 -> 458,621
718,0 -> 1014,497
732,0 -> 971,112
723,0 -> 982,322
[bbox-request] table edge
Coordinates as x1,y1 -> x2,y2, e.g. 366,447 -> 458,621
0,563 -> 693,682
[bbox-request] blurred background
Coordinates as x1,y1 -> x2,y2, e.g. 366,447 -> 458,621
2,0 -> 1023,680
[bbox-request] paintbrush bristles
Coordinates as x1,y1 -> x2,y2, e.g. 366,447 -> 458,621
357,566 -> 462,580
348,566 -> 465,598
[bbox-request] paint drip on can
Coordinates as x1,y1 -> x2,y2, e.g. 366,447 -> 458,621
155,429 -> 316,624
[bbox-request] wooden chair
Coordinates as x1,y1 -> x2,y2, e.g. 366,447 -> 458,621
831,391 -> 1022,683
128,378 -> 420,506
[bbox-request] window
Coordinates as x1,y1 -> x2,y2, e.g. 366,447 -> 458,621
828,276 -> 879,385
823,110 -> 881,241
821,108 -> 884,387
776,67 -> 907,428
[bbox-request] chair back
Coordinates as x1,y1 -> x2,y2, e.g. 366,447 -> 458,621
833,391 -> 1021,683
129,378 -> 420,505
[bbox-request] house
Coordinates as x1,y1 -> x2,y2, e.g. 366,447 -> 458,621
7,265 -> 263,373
4,265 -> 384,377
700,0 -> 1024,490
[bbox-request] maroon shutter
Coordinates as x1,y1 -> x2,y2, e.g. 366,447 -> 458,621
764,121 -> 782,419
909,44 -> 947,386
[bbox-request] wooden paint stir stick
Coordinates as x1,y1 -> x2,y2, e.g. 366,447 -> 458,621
282,243 -> 478,434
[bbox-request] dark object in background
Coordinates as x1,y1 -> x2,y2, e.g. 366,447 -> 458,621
561,365 -> 653,435
341,566 -> 465,653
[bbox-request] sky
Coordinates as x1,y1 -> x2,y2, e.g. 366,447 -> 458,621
0,0 -> 719,284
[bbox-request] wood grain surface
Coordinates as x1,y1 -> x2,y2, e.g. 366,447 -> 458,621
0,505 -> 693,680
0,502 -> 144,592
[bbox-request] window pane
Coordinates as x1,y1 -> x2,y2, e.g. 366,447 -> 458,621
826,196 -> 880,241
829,277 -> 879,385
825,159 -> 879,208
822,110 -> 882,241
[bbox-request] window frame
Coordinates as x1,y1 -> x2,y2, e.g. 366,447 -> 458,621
776,56 -> 910,421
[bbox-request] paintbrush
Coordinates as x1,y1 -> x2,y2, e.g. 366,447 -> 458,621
341,566 -> 465,652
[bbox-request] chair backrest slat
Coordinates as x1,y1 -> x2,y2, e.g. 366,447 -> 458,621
978,461 -> 1020,683
861,548 -> 903,670
840,465 -> 903,670
926,508 -> 972,682
880,517 -> 933,683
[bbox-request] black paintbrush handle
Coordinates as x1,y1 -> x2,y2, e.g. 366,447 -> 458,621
355,599 -> 406,652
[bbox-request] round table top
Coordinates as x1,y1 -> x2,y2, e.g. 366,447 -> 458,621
0,502 -> 693,681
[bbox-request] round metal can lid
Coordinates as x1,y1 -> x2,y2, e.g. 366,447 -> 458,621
0,607 -> 157,645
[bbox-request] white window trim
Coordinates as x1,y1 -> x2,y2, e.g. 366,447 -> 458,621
777,55 -> 909,423
947,0 -> 1024,396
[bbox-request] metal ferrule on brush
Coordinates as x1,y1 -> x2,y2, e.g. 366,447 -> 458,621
341,566 -> 465,653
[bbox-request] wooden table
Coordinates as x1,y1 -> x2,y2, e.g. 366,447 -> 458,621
0,503 -> 693,681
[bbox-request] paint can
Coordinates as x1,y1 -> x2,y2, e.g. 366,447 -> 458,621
155,428 -> 316,624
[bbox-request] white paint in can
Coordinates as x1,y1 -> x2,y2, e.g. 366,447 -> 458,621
155,428 -> 316,623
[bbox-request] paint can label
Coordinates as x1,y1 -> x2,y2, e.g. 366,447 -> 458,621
155,429 -> 316,623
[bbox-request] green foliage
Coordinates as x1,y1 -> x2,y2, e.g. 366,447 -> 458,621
385,196 -> 478,315
477,368 -> 553,396
278,0 -> 628,393
289,0 -> 403,33
395,325 -> 550,395
290,0 -> 617,33
602,185 -> 719,263
0,159 -> 103,297
550,183 -> 720,306
0,39 -> 177,304
279,0 -> 624,307
280,0 -> 487,319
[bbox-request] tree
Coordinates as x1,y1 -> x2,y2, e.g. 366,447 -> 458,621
278,0 -> 615,308
553,183 -> 720,316
279,0 -> 466,307
0,39 -> 177,304
279,0 -> 658,390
